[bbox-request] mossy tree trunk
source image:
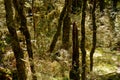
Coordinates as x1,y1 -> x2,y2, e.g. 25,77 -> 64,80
69,22 -> 80,80
32,0 -> 36,39
4,0 -> 27,80
80,0 -> 87,80
62,0 -> 72,50
72,0 -> 82,13
99,0 -> 105,12
13,0 -> 37,80
49,1 -> 67,52
112,0 -> 118,11
62,14 -> 71,50
90,0 -> 97,72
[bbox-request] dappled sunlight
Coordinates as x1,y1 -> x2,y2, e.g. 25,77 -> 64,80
94,64 -> 117,75
93,50 -> 103,57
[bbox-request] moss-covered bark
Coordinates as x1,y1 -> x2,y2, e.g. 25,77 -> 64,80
99,0 -> 105,12
13,0 -> 37,80
90,0 -> 97,71
112,0 -> 118,11
81,0 -> 87,80
62,14 -> 70,50
62,0 -> 72,50
49,2 -> 67,52
4,0 -> 27,80
72,0 -> 82,13
70,22 -> 80,80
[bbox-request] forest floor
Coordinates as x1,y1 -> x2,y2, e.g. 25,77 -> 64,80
31,47 -> 120,80
89,48 -> 120,80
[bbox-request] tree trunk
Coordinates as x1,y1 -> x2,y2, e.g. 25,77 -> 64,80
4,0 -> 27,80
62,14 -> 70,50
72,0 -> 82,13
69,22 -> 80,80
49,2 -> 67,52
81,0 -> 87,80
99,0 -> 105,12
90,0 -> 97,72
62,0 -> 72,50
112,0 -> 117,11
13,0 -> 37,80
32,0 -> 36,39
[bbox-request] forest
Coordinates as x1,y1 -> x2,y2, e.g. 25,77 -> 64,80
0,0 -> 120,80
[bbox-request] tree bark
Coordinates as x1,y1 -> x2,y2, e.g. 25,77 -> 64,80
112,0 -> 117,11
32,0 -> 36,39
62,0 -> 72,50
13,0 -> 37,80
81,0 -> 87,80
49,1 -> 67,52
72,0 -> 82,13
90,0 -> 97,72
62,14 -> 70,50
4,0 -> 27,80
69,22 -> 80,80
99,0 -> 105,12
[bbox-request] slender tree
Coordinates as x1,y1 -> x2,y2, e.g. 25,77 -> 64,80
62,0 -> 72,50
4,0 -> 27,79
70,22 -> 80,80
32,0 -> 36,39
112,0 -> 118,11
72,0 -> 82,13
62,14 -> 71,50
13,0 -> 37,80
99,0 -> 105,12
49,1 -> 67,52
80,0 -> 87,80
90,0 -> 97,71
